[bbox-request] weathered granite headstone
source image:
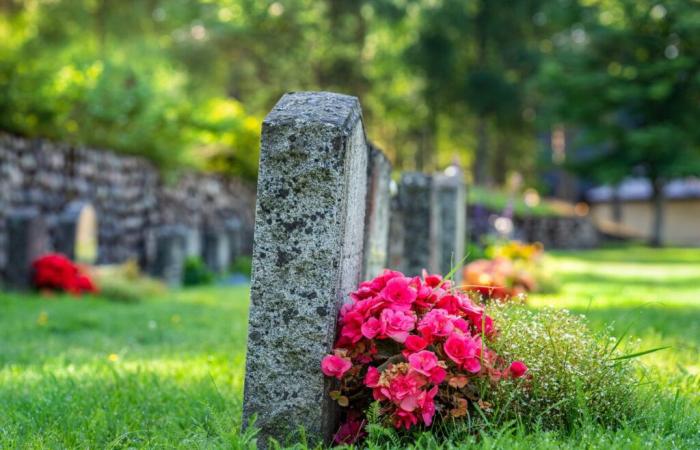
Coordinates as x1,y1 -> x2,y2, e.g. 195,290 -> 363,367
56,201 -> 98,264
398,172 -> 440,276
203,227 -> 230,274
5,208 -> 49,289
362,144 -> 392,280
243,91 -> 369,446
150,225 -> 186,287
433,167 -> 466,280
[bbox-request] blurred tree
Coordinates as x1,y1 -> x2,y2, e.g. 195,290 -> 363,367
543,0 -> 700,246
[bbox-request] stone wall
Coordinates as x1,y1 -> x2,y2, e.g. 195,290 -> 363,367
0,133 -> 255,275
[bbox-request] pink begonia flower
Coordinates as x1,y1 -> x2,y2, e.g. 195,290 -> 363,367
509,360 -> 528,378
394,409 -> 418,429
382,372 -> 424,405
364,366 -> 381,388
443,333 -> 482,373
435,294 -> 462,315
380,308 -> 416,343
366,269 -> 403,292
423,272 -> 443,288
404,335 -> 428,353
361,316 -> 382,339
419,386 -> 438,426
408,350 -> 438,377
340,311 -> 364,344
467,311 -> 495,337
380,276 -> 417,310
418,308 -> 456,340
321,355 -> 352,379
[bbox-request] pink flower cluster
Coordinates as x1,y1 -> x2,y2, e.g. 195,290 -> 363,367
322,270 -> 527,442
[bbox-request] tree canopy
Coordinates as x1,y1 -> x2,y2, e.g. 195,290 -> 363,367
1,0 -> 699,201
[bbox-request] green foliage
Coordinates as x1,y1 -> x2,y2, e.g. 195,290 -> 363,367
1,249 -> 700,448
230,255 -> 252,277
487,306 -> 638,430
183,257 -> 214,287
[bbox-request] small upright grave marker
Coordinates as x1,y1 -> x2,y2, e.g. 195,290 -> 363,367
150,225 -> 186,287
398,172 -> 440,276
434,167 -> 466,280
56,201 -> 98,264
243,91 -> 369,446
5,208 -> 49,289
203,226 -> 230,274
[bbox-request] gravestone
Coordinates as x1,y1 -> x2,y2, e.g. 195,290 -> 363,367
433,167 -> 466,280
362,144 -> 392,280
387,183 -> 405,270
398,172 -> 440,276
185,227 -> 202,258
5,208 -> 50,289
150,225 -> 186,287
225,217 -> 243,263
203,227 -> 230,274
243,91 -> 369,446
56,201 -> 98,264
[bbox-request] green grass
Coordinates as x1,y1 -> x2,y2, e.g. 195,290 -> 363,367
1,247 -> 700,448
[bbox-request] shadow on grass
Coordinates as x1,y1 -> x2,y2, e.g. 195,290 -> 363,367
557,273 -> 700,289
551,247 -> 700,265
568,305 -> 700,344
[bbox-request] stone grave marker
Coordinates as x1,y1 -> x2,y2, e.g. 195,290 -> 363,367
398,172 -> 440,276
56,200 -> 98,264
150,225 -> 186,287
5,208 -> 50,289
243,91 -> 369,446
225,217 -> 243,263
203,227 -> 230,274
434,167 -> 466,280
362,144 -> 392,280
185,227 -> 202,259
387,182 -> 405,270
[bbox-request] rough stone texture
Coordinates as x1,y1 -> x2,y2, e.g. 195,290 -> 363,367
243,92 -> 368,446
149,225 -> 187,287
0,133 -> 255,280
398,172 -> 439,276
362,144 -> 392,280
5,208 -> 49,289
203,228 -> 230,274
55,201 -> 98,264
433,169 -> 466,280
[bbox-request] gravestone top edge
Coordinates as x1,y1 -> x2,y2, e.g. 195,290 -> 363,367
263,91 -> 362,132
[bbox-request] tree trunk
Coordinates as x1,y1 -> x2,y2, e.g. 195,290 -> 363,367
649,179 -> 665,247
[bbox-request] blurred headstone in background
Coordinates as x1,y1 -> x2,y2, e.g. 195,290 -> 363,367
434,166 -> 466,280
56,201 -> 98,264
363,145 -> 392,280
185,227 -> 202,258
399,172 -> 439,276
150,225 -> 186,287
226,217 -> 242,264
387,180 -> 404,271
203,226 -> 229,275
5,208 -> 49,289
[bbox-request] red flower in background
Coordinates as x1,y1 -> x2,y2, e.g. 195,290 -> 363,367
32,253 -> 98,296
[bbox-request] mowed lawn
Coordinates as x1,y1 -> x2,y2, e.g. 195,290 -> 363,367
1,247 -> 699,448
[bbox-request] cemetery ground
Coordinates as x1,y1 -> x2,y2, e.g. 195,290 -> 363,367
1,247 -> 699,448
